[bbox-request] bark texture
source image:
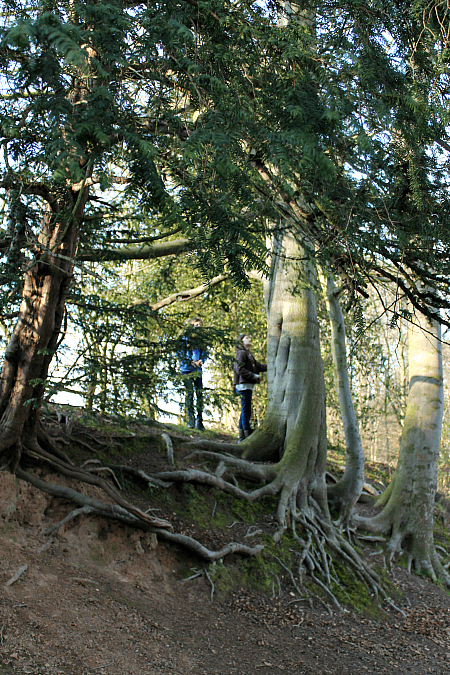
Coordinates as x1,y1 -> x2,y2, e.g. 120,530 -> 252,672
0,193 -> 88,467
240,232 -> 329,534
354,305 -> 447,581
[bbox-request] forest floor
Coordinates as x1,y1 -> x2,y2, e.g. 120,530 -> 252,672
1,410 -> 450,675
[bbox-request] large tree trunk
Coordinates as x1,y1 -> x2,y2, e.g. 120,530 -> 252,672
323,273 -> 364,526
354,303 -> 448,581
0,193 -> 88,468
240,231 -> 329,533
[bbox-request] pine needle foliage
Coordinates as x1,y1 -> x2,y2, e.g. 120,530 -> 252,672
1,0 -> 450,410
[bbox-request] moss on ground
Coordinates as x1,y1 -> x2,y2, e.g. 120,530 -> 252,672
51,410 -> 426,616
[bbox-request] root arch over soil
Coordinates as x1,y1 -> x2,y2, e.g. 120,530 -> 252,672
7,415 -> 403,616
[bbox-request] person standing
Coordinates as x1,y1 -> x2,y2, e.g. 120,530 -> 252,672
178,318 -> 208,430
233,334 -> 267,442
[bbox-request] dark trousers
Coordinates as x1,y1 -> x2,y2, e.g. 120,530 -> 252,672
183,373 -> 203,427
239,389 -> 253,430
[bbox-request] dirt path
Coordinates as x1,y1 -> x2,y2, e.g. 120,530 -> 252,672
1,416 -> 450,675
1,495 -> 450,675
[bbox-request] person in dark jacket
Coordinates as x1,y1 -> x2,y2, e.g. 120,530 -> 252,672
178,318 -> 208,430
233,334 -> 267,442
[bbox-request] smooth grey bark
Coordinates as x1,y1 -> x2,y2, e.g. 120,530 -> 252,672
323,274 -> 364,525
240,232 -> 329,534
354,303 -> 448,581
79,238 -> 190,262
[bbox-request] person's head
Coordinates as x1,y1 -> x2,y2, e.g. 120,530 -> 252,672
238,333 -> 252,350
189,317 -> 203,328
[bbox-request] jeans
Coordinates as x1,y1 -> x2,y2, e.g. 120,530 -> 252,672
183,372 -> 203,427
239,389 -> 253,430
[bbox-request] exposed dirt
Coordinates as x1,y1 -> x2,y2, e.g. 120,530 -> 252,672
1,417 -> 450,675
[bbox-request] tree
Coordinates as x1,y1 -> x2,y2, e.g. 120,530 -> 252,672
354,299 -> 447,580
323,273 -> 364,527
0,0 -> 278,466
2,0 -> 450,596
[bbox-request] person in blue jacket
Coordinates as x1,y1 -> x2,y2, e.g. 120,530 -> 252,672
178,318 -> 208,430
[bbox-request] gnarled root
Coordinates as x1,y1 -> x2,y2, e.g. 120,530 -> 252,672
146,451 -> 392,611
354,511 -> 450,586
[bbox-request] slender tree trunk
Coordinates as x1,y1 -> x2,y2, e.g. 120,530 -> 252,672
323,274 -> 364,525
354,303 -> 447,581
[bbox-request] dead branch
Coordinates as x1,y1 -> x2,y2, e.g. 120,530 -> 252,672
161,432 -> 174,466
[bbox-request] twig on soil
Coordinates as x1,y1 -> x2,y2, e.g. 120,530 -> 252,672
5,564 -> 28,587
179,571 -> 203,582
70,578 -> 99,586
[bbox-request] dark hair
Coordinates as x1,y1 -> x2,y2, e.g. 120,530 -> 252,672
236,333 -> 249,349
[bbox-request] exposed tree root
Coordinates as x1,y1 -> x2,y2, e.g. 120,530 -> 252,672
10,417 -> 430,605
16,467 -> 263,562
354,511 -> 450,587
103,463 -> 173,488
23,447 -> 163,527
16,468 -> 172,530
151,467 -> 278,501
136,450 -> 394,611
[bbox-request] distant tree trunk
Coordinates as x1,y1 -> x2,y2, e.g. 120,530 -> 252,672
323,274 -> 364,526
240,231 -> 329,533
0,192 -> 88,468
354,303 -> 448,581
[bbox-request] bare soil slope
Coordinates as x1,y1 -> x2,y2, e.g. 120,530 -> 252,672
1,415 -> 450,675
